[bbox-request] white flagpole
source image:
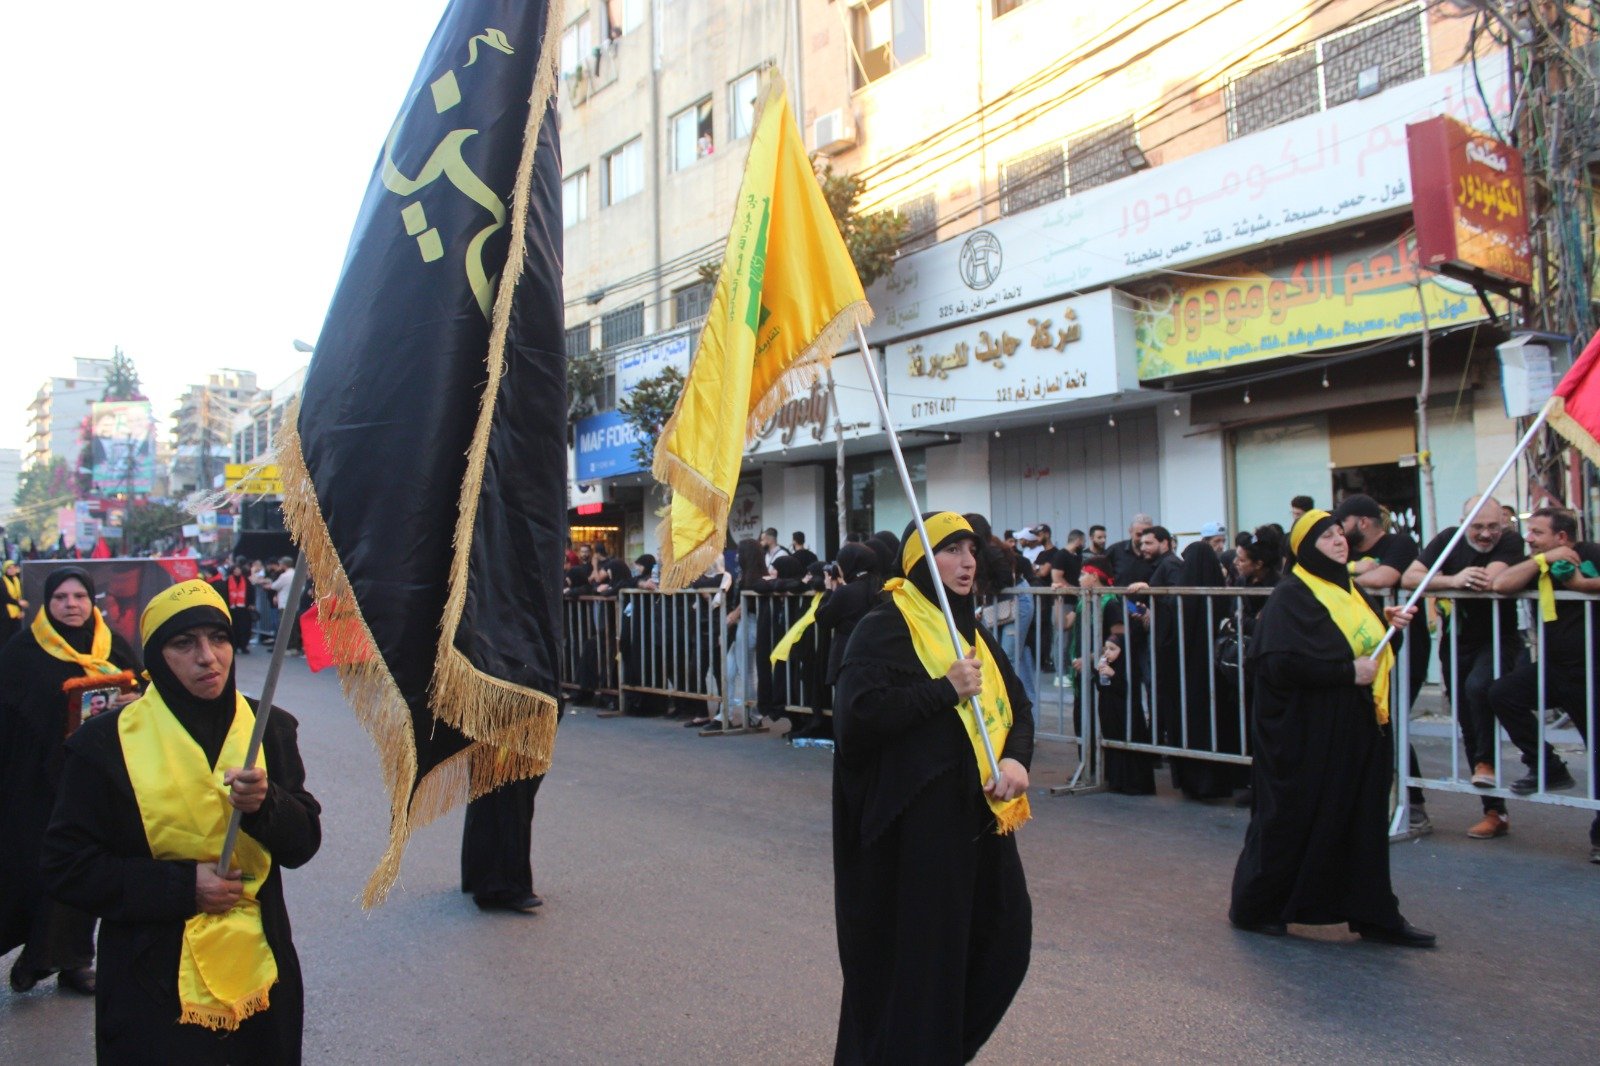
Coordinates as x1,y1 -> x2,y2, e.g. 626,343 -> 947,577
1367,398 -> 1552,658
851,321 -> 1004,786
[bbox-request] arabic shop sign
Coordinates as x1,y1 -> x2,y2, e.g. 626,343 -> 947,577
1130,230 -> 1487,380
862,58 -> 1510,345
884,289 -> 1129,430
615,331 -> 693,393
1406,115 -> 1532,289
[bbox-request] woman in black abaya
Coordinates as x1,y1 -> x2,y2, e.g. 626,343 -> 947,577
1166,542 -> 1241,800
1229,510 -> 1435,947
1,567 -> 138,995
833,513 -> 1033,1065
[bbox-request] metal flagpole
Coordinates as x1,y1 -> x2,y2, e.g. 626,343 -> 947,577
1367,399 -> 1552,659
852,321 -> 1004,785
216,552 -> 308,874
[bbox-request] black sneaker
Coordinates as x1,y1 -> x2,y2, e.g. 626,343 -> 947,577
1509,764 -> 1576,795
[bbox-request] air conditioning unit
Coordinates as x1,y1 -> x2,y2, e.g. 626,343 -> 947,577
813,109 -> 857,155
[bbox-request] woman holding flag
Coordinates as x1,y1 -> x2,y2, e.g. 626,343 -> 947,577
1229,510 -> 1434,947
42,579 -> 321,1063
832,512 -> 1033,1064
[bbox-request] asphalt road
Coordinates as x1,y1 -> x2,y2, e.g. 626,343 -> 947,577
4,653 -> 1598,1064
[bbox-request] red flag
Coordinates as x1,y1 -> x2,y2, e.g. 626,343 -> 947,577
1551,330 -> 1600,466
300,598 -> 373,674
90,538 -> 111,559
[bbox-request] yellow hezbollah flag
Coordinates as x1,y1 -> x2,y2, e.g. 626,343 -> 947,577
652,71 -> 872,589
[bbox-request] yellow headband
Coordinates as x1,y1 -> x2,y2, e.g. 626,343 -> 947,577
901,512 -> 977,575
140,579 -> 231,647
1290,508 -> 1333,557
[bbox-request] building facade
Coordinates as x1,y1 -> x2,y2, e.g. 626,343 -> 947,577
570,1 -> 1537,561
169,369 -> 267,496
26,357 -> 110,471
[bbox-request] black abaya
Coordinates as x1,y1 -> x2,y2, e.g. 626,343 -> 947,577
832,600 -> 1034,1065
0,619 -> 137,979
1229,573 -> 1406,932
461,775 -> 545,906
41,702 -> 321,1065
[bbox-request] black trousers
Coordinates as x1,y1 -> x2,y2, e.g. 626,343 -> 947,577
1489,654 -> 1599,845
1439,632 -> 1519,813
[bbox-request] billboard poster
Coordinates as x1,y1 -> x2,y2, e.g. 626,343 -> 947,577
90,400 -> 157,495
19,557 -> 202,658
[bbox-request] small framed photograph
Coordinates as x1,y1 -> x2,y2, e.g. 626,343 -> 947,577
62,671 -> 139,737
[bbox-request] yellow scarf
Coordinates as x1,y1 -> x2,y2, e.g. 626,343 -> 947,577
769,592 -> 822,664
1534,552 -> 1559,623
118,684 -> 277,1031
1291,511 -> 1395,725
31,606 -> 120,675
3,572 -> 21,620
883,577 -> 1031,834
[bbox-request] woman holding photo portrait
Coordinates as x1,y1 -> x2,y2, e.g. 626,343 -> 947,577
0,566 -> 139,995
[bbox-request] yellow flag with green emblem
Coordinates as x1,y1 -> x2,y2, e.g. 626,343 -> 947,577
652,70 -> 872,589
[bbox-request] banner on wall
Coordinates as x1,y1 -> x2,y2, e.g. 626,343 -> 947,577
1131,230 -> 1489,380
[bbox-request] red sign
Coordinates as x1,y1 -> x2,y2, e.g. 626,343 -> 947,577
1406,115 -> 1531,289
575,502 -> 604,516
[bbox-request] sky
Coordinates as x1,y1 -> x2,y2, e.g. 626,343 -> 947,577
3,1 -> 453,453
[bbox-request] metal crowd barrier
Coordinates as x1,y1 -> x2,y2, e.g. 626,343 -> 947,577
613,587 -> 729,719
563,582 -> 1598,837
559,595 -> 620,703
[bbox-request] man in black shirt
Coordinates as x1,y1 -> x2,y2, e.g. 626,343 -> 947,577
1489,507 -> 1600,862
1335,493 -> 1431,829
1402,496 -> 1525,839
1106,513 -> 1155,587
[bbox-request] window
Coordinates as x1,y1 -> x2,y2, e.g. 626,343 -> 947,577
897,192 -> 937,253
1068,118 -> 1137,194
851,0 -> 927,87
670,99 -> 714,171
565,322 -> 592,359
603,0 -> 644,39
999,143 -> 1064,217
1228,4 -> 1424,139
729,69 -> 761,140
560,15 -> 593,77
603,138 -> 644,205
673,281 -> 713,324
600,302 -> 645,348
562,170 -> 589,228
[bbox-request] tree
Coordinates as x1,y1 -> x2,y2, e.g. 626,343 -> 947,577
102,346 -> 146,401
568,349 -> 606,429
617,365 -> 685,468
815,162 -> 908,288
9,456 -> 76,544
121,500 -> 190,554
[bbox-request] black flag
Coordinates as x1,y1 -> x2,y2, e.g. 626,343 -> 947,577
279,0 -> 565,906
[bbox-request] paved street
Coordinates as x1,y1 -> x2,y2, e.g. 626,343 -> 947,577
5,653 -> 1598,1064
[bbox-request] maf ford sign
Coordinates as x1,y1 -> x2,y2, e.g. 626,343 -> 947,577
575,409 -> 645,480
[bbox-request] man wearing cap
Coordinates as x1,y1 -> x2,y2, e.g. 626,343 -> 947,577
1014,526 -> 1043,567
42,579 -> 321,1063
1335,493 -> 1432,832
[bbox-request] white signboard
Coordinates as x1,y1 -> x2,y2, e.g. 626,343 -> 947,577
884,289 -> 1132,430
863,58 -> 1511,344
615,331 -> 692,393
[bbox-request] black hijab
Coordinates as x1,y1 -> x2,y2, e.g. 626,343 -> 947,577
1291,512 -> 1350,588
144,601 -> 239,769
42,566 -> 98,654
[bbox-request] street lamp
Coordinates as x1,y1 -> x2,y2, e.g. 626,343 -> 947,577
292,339 -> 315,353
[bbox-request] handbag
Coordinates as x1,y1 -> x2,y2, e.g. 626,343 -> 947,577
980,597 -> 1018,630
1214,617 -> 1242,676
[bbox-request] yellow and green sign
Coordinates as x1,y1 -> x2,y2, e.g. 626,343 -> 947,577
1132,232 -> 1489,380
